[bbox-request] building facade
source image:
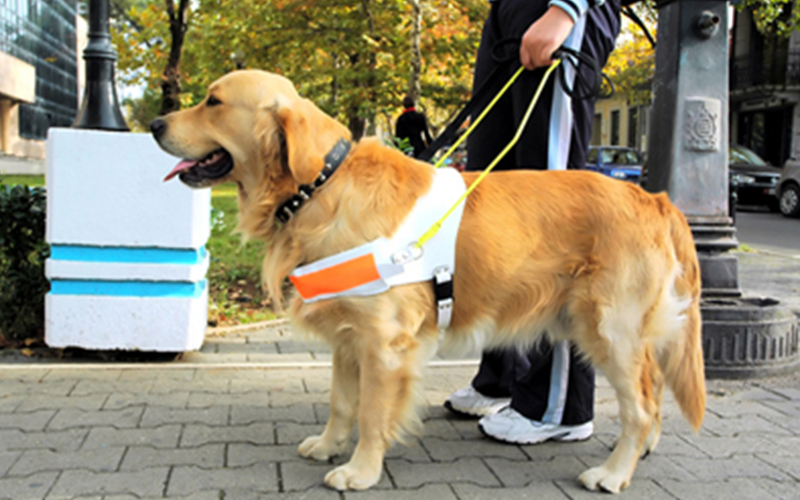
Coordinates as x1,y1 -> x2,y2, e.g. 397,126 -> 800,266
1,0 -> 82,159
730,8 -> 800,168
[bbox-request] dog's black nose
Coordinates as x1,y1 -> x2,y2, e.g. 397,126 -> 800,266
150,118 -> 167,140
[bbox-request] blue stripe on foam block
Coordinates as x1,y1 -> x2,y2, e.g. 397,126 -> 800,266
50,245 -> 207,265
49,279 -> 207,298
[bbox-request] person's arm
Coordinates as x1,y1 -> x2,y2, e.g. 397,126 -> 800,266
519,0 -> 605,70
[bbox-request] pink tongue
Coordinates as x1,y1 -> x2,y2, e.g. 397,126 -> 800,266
163,159 -> 199,182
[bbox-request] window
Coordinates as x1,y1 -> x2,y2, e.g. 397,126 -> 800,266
610,110 -> 620,145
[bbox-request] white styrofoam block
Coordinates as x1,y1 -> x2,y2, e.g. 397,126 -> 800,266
45,256 -> 210,282
45,289 -> 208,351
46,128 -> 211,249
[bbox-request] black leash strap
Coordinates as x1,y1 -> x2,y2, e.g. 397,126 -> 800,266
417,40 -> 612,163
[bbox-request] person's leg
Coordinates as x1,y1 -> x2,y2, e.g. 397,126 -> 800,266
444,350 -> 515,417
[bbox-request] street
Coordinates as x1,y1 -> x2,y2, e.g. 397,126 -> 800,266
735,208 -> 800,255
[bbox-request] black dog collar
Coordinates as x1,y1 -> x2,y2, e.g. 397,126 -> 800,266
275,138 -> 351,224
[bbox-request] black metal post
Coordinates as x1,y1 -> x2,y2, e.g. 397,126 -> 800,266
72,0 -> 129,131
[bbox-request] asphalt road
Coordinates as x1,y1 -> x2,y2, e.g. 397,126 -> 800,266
735,206 -> 800,254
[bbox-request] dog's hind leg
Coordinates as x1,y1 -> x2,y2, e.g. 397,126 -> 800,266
299,346 -> 359,461
642,347 -> 665,458
578,311 -> 657,493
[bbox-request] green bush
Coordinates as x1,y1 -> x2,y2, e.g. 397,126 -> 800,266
0,182 -> 49,342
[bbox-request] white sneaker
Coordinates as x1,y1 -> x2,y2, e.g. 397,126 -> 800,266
444,386 -> 510,417
478,406 -> 593,444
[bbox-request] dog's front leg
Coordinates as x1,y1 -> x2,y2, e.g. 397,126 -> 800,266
324,332 -> 419,491
299,348 -> 358,460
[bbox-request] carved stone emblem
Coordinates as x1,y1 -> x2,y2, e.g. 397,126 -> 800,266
685,98 -> 721,152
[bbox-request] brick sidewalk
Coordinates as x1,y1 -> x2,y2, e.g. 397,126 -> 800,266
1,354 -> 799,499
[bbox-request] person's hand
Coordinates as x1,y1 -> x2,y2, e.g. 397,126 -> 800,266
520,6 -> 576,70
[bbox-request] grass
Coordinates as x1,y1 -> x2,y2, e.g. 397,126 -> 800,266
2,175 -> 277,327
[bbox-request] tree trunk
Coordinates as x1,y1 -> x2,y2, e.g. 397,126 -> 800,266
159,0 -> 190,115
408,0 -> 423,102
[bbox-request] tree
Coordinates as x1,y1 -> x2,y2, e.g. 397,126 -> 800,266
160,0 -> 191,115
737,0 -> 799,37
114,0 -> 486,136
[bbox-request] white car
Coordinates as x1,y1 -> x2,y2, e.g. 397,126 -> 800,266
777,160 -> 800,218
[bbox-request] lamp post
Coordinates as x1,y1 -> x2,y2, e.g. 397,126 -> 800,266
72,0 -> 129,131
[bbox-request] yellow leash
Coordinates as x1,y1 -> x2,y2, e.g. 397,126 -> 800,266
415,60 -> 562,249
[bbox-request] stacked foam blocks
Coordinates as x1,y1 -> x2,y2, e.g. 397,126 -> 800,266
44,129 -> 211,351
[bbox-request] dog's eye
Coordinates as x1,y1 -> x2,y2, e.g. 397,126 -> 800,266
206,95 -> 222,107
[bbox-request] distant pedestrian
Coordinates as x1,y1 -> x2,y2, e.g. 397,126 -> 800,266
395,96 -> 433,158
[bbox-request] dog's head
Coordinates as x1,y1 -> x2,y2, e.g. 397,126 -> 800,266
151,70 -> 351,203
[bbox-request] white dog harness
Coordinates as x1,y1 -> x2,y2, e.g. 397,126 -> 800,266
289,167 -> 467,329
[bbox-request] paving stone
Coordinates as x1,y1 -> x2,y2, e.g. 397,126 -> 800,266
232,405 -> 316,426
700,413 -> 794,438
625,454 -> 697,482
761,400 -> 800,419
139,406 -> 228,427
421,418 -> 461,440
228,443 -> 304,466
180,422 -> 274,447
520,436 -> 612,460
657,478 -> 780,500
167,464 -> 278,496
756,453 -> 800,481
683,433 -> 776,458
0,428 -> 87,452
47,407 -> 144,430
16,394 -> 107,412
47,467 -> 170,498
422,437 -> 526,462
187,391 -> 270,408
120,443 -> 225,470
275,423 -> 325,445
269,391 -> 326,407
117,368 -> 196,381
280,460 -> 393,491
8,447 -> 124,475
385,457 -> 501,488
234,490 -> 339,500
0,369 -> 51,382
82,425 -> 181,450
103,493 -> 220,500
42,370 -> 122,382
674,455 -> 793,482
749,478 -> 800,500
451,481 -> 570,500
0,451 -> 21,475
385,437 -> 430,462
346,484 -> 457,500
0,471 -> 58,500
150,377 -> 230,395
484,456 -> 588,486
0,396 -> 23,412
0,410 -> 54,431
103,391 -> 191,410
0,379 -> 76,396
70,379 -> 154,396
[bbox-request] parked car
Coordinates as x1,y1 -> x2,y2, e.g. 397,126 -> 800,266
585,146 -> 644,183
729,144 -> 781,212
777,159 -> 800,218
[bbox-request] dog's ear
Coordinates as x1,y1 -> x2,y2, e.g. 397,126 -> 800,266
275,97 -> 352,185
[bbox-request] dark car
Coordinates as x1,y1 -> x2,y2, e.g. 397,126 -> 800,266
585,146 -> 644,183
729,145 -> 781,212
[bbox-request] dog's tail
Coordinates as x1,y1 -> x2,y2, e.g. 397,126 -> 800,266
651,200 -> 706,431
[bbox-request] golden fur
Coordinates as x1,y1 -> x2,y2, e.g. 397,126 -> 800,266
154,70 -> 706,493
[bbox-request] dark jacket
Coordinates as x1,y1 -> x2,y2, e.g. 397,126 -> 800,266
395,108 -> 433,158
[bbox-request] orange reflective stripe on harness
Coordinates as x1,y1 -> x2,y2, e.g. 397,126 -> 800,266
289,253 -> 381,301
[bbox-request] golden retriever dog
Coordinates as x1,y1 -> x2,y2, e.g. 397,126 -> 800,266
151,69 -> 706,494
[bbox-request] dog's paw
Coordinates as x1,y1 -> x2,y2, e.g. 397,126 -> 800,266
298,435 -> 346,461
578,466 -> 629,494
324,463 -> 382,491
